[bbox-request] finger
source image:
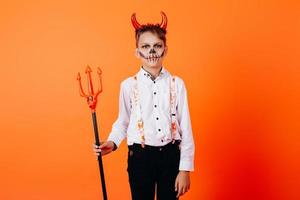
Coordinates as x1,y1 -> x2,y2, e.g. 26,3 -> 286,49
95,153 -> 101,160
180,189 -> 184,197
187,184 -> 191,190
176,189 -> 180,198
174,177 -> 179,192
95,150 -> 105,156
93,149 -> 102,153
183,186 -> 188,194
93,146 -> 99,151
177,186 -> 183,198
186,185 -> 189,191
181,186 -> 185,194
180,187 -> 184,197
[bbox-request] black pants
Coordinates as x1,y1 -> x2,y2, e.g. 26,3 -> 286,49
127,141 -> 181,200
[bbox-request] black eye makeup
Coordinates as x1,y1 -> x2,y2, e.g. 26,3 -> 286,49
139,43 -> 163,49
141,44 -> 150,49
154,44 -> 163,48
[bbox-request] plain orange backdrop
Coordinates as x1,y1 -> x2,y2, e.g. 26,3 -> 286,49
0,0 -> 299,200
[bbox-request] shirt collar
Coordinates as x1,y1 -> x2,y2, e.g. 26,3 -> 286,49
138,66 -> 168,82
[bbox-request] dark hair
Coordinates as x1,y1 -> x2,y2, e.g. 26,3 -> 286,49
135,24 -> 167,47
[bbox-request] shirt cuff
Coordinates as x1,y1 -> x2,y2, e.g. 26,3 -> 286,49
179,159 -> 194,172
112,142 -> 117,151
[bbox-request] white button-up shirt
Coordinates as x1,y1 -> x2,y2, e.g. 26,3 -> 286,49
107,67 -> 195,171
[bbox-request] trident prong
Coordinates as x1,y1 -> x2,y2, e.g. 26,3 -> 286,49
77,65 -> 103,111
95,67 -> 103,99
85,65 -> 94,95
77,73 -> 88,98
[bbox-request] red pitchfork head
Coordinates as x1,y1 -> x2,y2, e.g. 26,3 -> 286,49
77,65 -> 103,111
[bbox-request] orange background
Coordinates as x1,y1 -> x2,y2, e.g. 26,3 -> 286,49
0,0 -> 299,199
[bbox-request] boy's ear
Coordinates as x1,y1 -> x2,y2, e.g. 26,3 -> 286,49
164,46 -> 168,56
135,48 -> 140,58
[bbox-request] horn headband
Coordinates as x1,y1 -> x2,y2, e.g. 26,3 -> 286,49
131,11 -> 168,30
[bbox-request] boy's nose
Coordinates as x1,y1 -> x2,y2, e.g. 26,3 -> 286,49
149,48 -> 156,54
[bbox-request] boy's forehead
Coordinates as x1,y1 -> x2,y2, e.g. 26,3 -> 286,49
138,32 -> 163,44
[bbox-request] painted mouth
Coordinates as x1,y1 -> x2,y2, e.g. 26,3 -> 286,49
138,50 -> 164,63
146,55 -> 161,63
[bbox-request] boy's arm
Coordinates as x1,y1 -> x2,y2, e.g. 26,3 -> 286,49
107,81 -> 131,148
177,79 -> 195,171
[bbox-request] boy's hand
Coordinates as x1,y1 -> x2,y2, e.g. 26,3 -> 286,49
175,171 -> 190,198
93,141 -> 115,157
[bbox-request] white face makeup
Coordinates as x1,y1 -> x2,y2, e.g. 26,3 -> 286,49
136,32 -> 167,69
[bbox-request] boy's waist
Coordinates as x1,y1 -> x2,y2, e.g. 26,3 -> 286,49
128,140 -> 181,152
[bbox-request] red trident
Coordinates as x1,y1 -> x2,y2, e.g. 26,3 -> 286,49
77,66 -> 103,112
77,66 -> 107,200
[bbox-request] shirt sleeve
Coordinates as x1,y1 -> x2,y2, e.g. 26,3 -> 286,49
177,78 -> 195,171
107,81 -> 131,147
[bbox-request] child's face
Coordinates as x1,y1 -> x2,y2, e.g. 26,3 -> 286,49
135,31 -> 167,69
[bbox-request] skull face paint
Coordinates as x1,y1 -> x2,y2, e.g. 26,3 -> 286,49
137,34 -> 166,67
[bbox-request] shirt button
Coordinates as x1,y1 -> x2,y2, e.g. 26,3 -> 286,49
156,117 -> 159,120
153,81 -> 156,84
154,92 -> 156,95
161,139 -> 164,142
154,105 -> 157,108
158,129 -> 161,132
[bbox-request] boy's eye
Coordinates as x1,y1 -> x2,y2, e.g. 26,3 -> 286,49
141,45 -> 150,49
154,44 -> 163,48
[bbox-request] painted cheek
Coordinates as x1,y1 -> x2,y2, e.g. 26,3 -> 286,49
138,51 -> 148,59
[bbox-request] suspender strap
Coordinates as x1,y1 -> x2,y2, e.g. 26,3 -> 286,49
133,76 -> 145,148
170,76 -> 177,143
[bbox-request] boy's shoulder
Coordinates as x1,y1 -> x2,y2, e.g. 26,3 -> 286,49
122,76 -> 135,83
170,74 -> 185,86
168,74 -> 188,92
172,75 -> 183,82
120,76 -> 135,89
164,68 -> 184,84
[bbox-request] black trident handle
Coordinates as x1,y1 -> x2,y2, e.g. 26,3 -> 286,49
92,111 -> 108,200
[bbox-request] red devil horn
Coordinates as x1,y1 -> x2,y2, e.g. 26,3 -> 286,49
131,13 -> 142,30
160,11 -> 168,30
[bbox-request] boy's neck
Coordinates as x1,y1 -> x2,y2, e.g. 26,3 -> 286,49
142,66 -> 162,80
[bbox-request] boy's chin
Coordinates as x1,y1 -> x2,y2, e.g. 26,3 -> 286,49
143,61 -> 162,68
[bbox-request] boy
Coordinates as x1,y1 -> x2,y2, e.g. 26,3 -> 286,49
93,12 -> 195,200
